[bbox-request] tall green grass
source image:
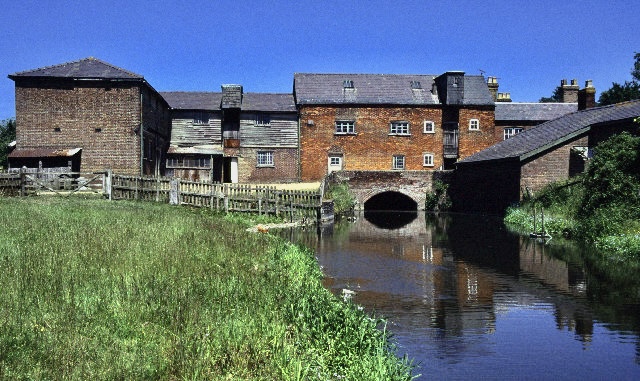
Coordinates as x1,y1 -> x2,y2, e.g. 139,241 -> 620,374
0,197 -> 415,380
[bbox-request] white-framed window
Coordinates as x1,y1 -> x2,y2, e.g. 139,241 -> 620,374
255,113 -> 270,126
392,155 -> 405,170
423,120 -> 435,134
423,153 -> 434,167
193,112 -> 209,125
335,121 -> 355,134
503,127 -> 523,140
469,119 -> 480,130
256,151 -> 274,167
329,156 -> 341,166
390,121 -> 410,135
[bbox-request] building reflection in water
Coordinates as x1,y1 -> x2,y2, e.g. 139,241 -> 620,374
298,212 -> 604,348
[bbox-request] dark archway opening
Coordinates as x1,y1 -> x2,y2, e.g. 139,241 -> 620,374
363,191 -> 418,229
364,191 -> 418,211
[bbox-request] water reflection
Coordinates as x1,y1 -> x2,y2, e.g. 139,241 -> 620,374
283,212 -> 640,379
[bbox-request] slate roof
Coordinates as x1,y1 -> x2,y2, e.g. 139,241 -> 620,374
8,57 -> 143,80
495,102 -> 578,122
459,100 -> 640,164
160,92 -> 223,110
294,73 -> 493,106
294,73 -> 439,105
458,76 -> 495,106
160,92 -> 296,112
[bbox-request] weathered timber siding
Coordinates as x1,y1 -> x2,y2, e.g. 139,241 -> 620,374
169,110 -> 223,146
239,112 -> 298,148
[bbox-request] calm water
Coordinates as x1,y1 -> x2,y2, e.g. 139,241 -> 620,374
282,212 -> 640,380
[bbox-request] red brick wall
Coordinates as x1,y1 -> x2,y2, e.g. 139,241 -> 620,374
237,148 -> 299,183
458,107 -> 498,159
520,135 -> 588,194
299,105 -> 444,181
14,79 -> 170,175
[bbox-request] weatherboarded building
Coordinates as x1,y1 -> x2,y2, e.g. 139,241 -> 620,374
8,58 -> 171,175
293,71 -> 497,181
453,100 -> 640,214
161,86 -> 298,183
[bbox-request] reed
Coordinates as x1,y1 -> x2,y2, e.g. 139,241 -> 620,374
0,197 -> 415,380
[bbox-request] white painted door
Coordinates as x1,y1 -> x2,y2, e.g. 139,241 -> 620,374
328,155 -> 343,174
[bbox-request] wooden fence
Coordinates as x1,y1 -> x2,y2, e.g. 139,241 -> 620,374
0,169 -> 328,222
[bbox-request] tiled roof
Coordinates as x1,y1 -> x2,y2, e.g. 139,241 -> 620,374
459,100 -> 640,164
294,73 -> 494,106
495,102 -> 577,121
294,73 -> 440,105
160,91 -> 296,112
242,93 -> 296,112
160,92 -> 223,110
8,57 -> 143,80
459,76 -> 495,106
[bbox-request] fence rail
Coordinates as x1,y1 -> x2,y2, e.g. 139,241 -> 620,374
0,169 -> 328,222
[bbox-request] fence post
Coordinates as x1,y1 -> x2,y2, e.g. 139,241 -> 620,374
105,169 -> 112,201
19,167 -> 26,197
224,184 -> 229,213
170,178 -> 181,205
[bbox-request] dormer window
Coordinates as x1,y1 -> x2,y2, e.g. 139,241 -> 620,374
469,119 -> 480,131
343,80 -> 354,88
410,81 -> 422,89
255,113 -> 270,127
193,112 -> 209,125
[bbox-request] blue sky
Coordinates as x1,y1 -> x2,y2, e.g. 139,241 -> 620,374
1,0 -> 639,120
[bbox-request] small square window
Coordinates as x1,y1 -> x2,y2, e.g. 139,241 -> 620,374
335,121 -> 355,134
95,128 -> 102,133
392,155 -> 405,170
53,127 -> 61,132
423,153 -> 434,167
423,121 -> 435,134
257,151 -> 274,167
390,121 -> 410,135
469,119 -> 480,130
255,113 -> 270,126
504,127 -> 523,140
329,157 -> 341,166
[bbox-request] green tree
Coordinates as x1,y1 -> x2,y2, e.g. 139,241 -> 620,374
0,118 -> 16,169
539,86 -> 563,103
598,52 -> 640,105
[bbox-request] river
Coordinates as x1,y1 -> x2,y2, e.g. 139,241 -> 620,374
282,212 -> 640,380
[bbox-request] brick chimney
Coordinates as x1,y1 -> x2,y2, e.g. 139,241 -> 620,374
578,80 -> 596,110
487,76 -> 499,101
559,79 -> 579,103
496,92 -> 512,102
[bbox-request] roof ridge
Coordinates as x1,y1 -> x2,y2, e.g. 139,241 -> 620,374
10,57 -> 143,78
84,57 -> 143,78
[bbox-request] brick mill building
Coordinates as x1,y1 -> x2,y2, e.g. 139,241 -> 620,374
8,58 -> 171,176
293,72 -> 497,181
8,57 -> 612,208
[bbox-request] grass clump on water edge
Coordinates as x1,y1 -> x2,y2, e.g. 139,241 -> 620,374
0,197 -> 416,380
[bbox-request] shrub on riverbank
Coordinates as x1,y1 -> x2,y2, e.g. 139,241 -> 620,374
325,182 -> 356,215
0,197 -> 414,380
505,131 -> 640,261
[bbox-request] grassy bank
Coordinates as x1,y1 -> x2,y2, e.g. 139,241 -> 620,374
0,197 -> 414,380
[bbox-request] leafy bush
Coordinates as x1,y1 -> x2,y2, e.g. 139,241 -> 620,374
425,180 -> 451,211
325,182 -> 355,215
